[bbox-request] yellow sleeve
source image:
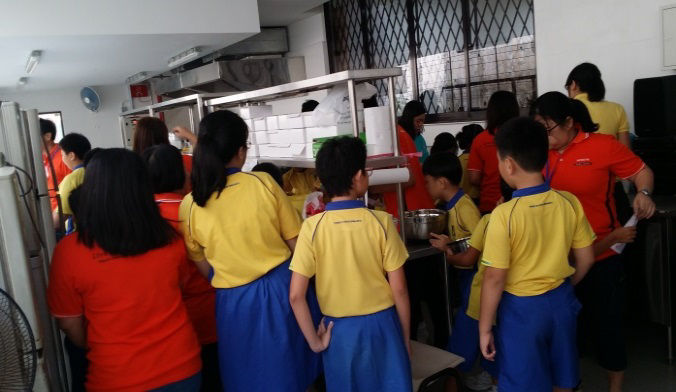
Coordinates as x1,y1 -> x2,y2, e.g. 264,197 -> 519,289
289,221 -> 316,278
468,214 -> 490,252
617,105 -> 630,134
570,195 -> 597,249
382,214 -> 409,272
481,206 -> 511,269
458,198 -> 481,235
269,175 -> 302,240
58,174 -> 75,215
178,195 -> 206,261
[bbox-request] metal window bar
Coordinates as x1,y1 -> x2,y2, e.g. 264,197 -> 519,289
326,0 -> 536,117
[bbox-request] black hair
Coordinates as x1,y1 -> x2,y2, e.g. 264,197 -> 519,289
362,94 -> 379,108
83,148 -> 102,167
398,100 -> 427,140
422,151 -> 463,186
39,118 -> 57,141
68,186 -> 81,222
315,136 -> 366,198
191,110 -> 248,207
58,133 -> 91,160
457,123 -> 483,152
500,179 -> 513,203
252,162 -> 283,187
486,91 -> 520,134
142,144 -> 186,194
301,100 -> 319,112
530,91 -> 599,133
566,62 -> 605,102
133,117 -> 170,155
495,117 -> 549,173
430,132 -> 458,155
76,148 -> 176,256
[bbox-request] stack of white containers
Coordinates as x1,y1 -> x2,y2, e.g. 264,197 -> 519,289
234,105 -> 393,160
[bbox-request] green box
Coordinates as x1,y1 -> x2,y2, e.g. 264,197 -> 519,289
312,132 -> 367,158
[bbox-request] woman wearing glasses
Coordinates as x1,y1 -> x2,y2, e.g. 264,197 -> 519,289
531,92 -> 655,392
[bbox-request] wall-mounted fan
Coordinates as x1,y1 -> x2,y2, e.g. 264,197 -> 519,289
0,288 -> 37,390
80,87 -> 100,112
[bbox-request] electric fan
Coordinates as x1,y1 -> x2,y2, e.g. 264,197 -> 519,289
0,288 -> 37,390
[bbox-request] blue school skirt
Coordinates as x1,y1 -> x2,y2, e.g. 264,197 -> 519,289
496,280 -> 581,392
214,260 -> 321,392
448,268 -> 498,377
323,307 -> 411,392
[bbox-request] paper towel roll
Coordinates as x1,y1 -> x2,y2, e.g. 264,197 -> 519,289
364,106 -> 393,155
368,168 -> 410,186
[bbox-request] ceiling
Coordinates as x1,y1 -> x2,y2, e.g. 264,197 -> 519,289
258,0 -> 327,27
0,0 -> 328,94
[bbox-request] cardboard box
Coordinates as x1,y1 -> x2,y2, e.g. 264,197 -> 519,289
253,117 -> 267,131
278,113 -> 305,129
266,115 -> 279,130
268,128 -> 306,144
237,105 -> 273,120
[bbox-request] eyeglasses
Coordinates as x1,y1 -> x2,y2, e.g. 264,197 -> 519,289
364,168 -> 374,177
544,123 -> 560,134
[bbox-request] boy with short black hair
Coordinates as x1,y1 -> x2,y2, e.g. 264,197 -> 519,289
289,136 -> 412,392
54,133 -> 91,231
479,117 -> 596,392
423,151 -> 485,386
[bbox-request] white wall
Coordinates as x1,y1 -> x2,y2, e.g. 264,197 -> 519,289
1,85 -> 128,148
534,0 -> 676,132
269,8 -> 331,115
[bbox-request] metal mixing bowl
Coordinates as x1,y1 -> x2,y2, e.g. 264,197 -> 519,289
403,209 -> 448,240
448,237 -> 471,254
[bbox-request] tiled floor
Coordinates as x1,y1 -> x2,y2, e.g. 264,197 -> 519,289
579,321 -> 676,391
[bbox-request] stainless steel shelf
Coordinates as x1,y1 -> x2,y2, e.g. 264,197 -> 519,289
256,155 -> 407,169
406,243 -> 443,260
120,93 -> 226,117
205,68 -> 403,107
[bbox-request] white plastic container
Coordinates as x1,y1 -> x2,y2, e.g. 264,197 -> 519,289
266,115 -> 279,130
255,131 -> 269,144
259,143 -> 313,158
253,117 -> 267,131
364,106 -> 394,155
305,125 -> 354,141
237,105 -> 273,120
268,128 -> 306,144
278,113 -> 305,129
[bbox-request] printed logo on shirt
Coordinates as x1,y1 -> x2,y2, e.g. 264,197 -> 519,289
574,158 -> 592,166
333,219 -> 362,224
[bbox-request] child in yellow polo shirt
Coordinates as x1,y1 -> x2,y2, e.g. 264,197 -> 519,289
289,136 -> 412,392
53,133 -> 91,234
479,117 -> 596,392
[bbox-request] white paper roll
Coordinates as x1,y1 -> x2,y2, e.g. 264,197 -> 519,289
368,168 -> 410,186
364,106 -> 393,155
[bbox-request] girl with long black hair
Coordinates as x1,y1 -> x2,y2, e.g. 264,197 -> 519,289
178,110 -> 321,391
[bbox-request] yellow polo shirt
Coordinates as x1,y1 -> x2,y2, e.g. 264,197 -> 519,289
466,214 -> 490,320
575,93 -> 630,138
179,170 -> 301,288
290,200 -> 408,317
481,185 -> 595,296
447,192 -> 481,241
58,167 -> 85,215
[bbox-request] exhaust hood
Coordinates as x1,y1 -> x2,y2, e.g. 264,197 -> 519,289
152,57 -> 305,99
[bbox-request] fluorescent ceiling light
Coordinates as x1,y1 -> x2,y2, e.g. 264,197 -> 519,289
25,50 -> 42,74
126,71 -> 149,84
18,77 -> 28,86
168,47 -> 202,68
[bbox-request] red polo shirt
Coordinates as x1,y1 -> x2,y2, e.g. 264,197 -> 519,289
547,131 -> 645,260
43,144 -> 71,210
155,192 -> 218,345
384,126 -> 435,218
47,235 -> 201,391
467,129 -> 500,213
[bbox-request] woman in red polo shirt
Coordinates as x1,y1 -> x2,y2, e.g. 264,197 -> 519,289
381,101 -> 435,217
531,92 -> 655,392
467,91 -> 520,213
48,149 -> 202,391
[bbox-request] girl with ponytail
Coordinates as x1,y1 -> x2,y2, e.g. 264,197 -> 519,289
179,110 -> 321,391
565,62 -> 631,147
531,91 -> 655,391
